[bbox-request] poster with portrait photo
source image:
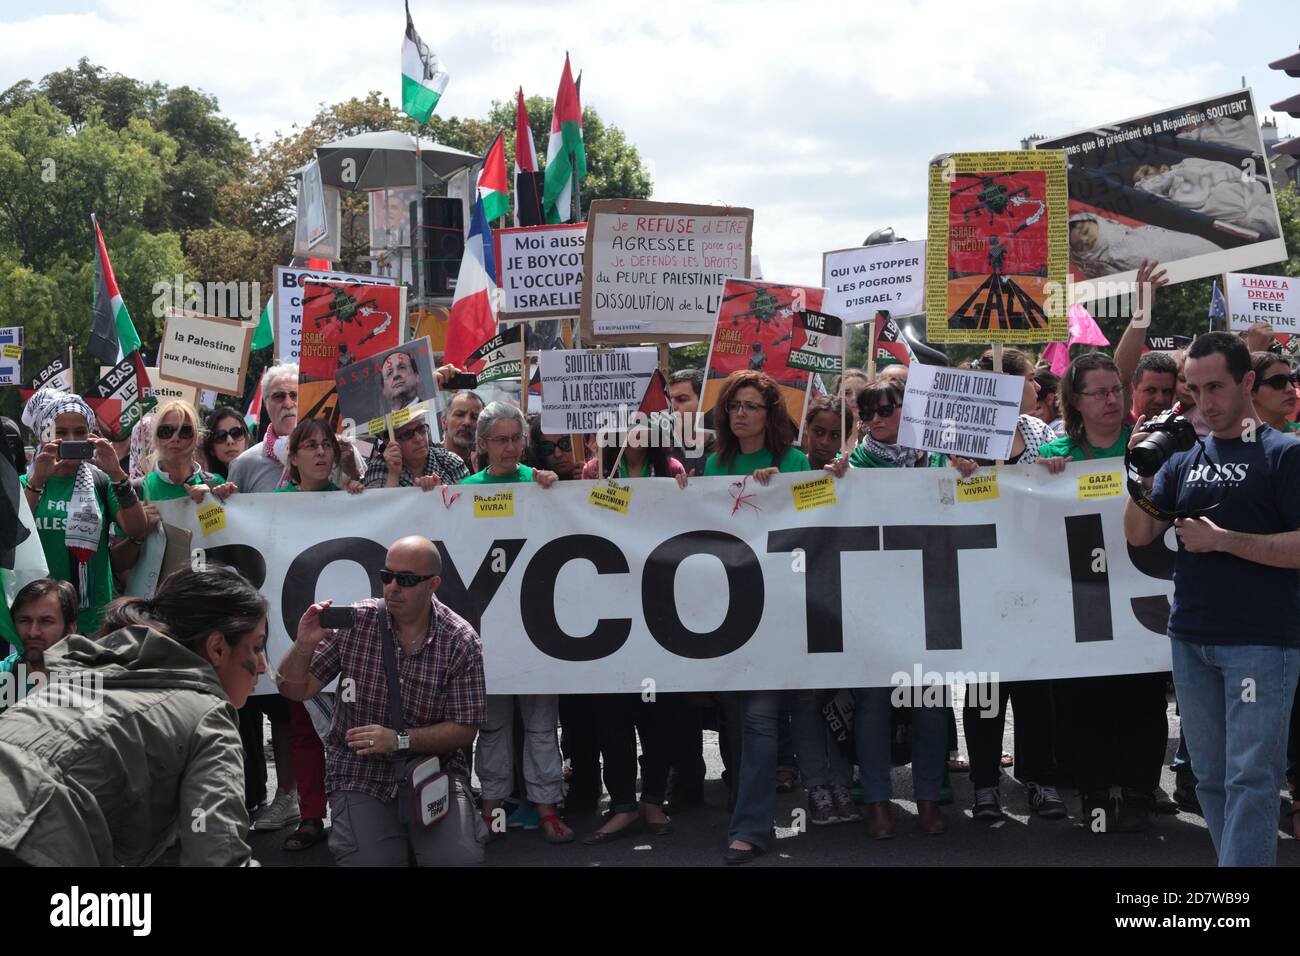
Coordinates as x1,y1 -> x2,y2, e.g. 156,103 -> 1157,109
335,337 -> 441,439
1035,89 -> 1287,294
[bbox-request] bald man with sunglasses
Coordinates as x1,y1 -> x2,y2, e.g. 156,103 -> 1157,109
278,536 -> 487,866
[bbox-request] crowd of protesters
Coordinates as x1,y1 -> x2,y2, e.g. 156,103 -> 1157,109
4,260 -> 1300,869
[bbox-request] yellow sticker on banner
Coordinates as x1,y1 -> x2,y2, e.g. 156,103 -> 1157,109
1078,471 -> 1124,499
1,344 -> 21,360
195,501 -> 226,535
956,472 -> 999,503
792,475 -> 837,512
474,491 -> 514,518
589,482 -> 632,514
391,406 -> 412,428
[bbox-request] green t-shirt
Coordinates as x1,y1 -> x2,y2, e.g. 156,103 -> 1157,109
274,481 -> 340,493
142,469 -> 224,502
460,464 -> 535,485
1038,426 -> 1132,462
20,472 -> 121,636
703,446 -> 810,477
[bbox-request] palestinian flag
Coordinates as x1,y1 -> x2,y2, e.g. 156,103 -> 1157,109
543,54 -> 586,224
251,298 -> 274,351
401,0 -> 448,124
85,355 -> 142,440
477,133 -> 509,224
788,310 -> 844,375
875,312 -> 915,366
89,214 -> 150,389
444,198 -> 499,372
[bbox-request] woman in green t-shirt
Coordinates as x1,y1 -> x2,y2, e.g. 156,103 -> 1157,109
703,369 -> 814,482
19,389 -> 148,636
460,402 -> 559,487
140,400 -> 237,505
275,418 -> 365,494
1037,352 -> 1133,467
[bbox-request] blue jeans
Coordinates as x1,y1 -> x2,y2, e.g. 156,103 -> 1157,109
1170,638 -> 1299,867
788,690 -> 852,790
724,690 -> 782,849
854,687 -> 947,803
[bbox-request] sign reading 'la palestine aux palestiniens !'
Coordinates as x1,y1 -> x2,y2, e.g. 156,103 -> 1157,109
538,347 -> 658,433
580,199 -> 753,344
158,309 -> 253,396
1225,272 -> 1299,332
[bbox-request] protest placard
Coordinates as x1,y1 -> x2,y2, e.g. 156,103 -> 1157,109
1035,89 -> 1287,292
20,346 -> 72,400
581,199 -> 753,344
702,279 -> 822,426
898,363 -> 1022,460
465,324 -> 524,384
0,327 -> 21,386
1224,272 -> 1299,332
926,150 -> 1069,344
298,281 -> 405,430
822,241 -> 926,323
158,309 -> 252,396
87,356 -> 143,439
102,366 -> 198,412
273,266 -> 398,364
335,337 -> 441,439
787,310 -> 844,375
158,462 -> 1176,695
538,347 -> 658,433
496,223 -> 585,321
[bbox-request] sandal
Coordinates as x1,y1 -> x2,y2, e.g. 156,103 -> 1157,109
775,769 -> 798,793
539,813 -> 576,844
283,818 -> 327,852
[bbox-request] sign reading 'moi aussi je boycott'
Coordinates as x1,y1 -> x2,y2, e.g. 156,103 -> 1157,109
495,223 -> 586,321
273,265 -> 398,364
158,309 -> 254,397
822,241 -> 927,323
898,363 -> 1023,461
581,199 -> 753,344
538,347 -> 658,433
154,462 -> 1175,696
1225,271 -> 1299,332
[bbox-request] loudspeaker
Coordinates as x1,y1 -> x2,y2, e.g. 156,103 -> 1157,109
514,171 -> 546,227
411,197 -> 464,297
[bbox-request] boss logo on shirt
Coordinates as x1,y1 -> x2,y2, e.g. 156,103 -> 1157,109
1186,462 -> 1249,485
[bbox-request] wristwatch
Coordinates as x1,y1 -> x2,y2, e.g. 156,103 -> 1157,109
396,732 -> 411,752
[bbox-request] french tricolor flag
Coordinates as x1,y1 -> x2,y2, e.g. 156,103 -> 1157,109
444,198 -> 499,372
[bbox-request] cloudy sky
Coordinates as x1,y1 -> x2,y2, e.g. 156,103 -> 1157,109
1,0 -> 1296,284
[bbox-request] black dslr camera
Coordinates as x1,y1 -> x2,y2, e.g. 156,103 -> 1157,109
1128,406 -> 1198,477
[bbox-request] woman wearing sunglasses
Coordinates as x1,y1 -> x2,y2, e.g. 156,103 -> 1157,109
526,414 -> 586,481
459,403 -> 571,844
1249,351 -> 1300,436
202,407 -> 250,477
141,400 -> 236,504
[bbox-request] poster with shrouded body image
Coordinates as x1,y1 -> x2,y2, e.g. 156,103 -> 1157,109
702,279 -> 823,429
1035,89 -> 1287,293
925,150 -> 1069,344
298,280 -> 406,430
334,338 -> 440,439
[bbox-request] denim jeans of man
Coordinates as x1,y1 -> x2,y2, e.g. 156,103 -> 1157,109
788,690 -> 852,790
854,687 -> 947,803
1170,639 -> 1299,866
723,690 -> 782,850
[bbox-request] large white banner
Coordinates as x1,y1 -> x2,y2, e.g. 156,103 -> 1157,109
155,461 -> 1177,695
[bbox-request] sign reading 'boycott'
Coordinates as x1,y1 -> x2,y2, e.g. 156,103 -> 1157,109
156,463 -> 1175,696
158,309 -> 253,396
538,347 -> 658,433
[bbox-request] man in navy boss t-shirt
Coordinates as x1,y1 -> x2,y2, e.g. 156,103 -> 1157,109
1124,332 -> 1300,867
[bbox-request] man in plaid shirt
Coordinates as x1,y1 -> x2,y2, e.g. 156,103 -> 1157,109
276,535 -> 487,866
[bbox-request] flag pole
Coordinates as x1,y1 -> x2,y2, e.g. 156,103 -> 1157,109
840,332 -> 848,452
413,125 -> 424,312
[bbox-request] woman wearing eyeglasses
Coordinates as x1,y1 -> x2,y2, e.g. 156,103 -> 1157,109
459,402 -> 571,844
1249,351 -> 1300,436
1039,351 -> 1167,833
201,407 -> 250,477
276,419 -> 365,495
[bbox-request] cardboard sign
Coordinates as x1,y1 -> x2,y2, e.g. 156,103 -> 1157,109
1036,89 -> 1287,293
581,199 -> 753,343
273,266 -> 399,364
926,150 -> 1069,344
496,223 -> 586,321
822,241 -> 926,323
158,310 -> 253,396
1224,272 -> 1299,332
898,363 -> 1023,460
335,338 -> 441,439
538,347 -> 659,433
0,327 -> 21,386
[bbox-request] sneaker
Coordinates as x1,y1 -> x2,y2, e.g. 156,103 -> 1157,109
1150,785 -> 1180,815
830,784 -> 863,823
251,791 -> 300,832
1025,782 -> 1067,818
971,787 -> 1002,820
507,803 -> 540,830
808,785 -> 838,826
1173,774 -> 1201,815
